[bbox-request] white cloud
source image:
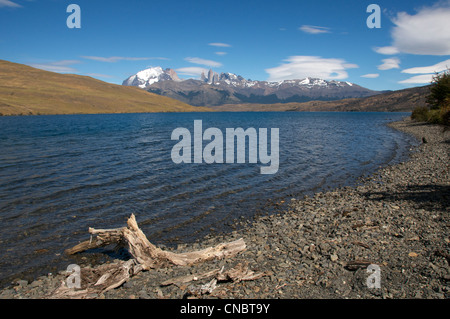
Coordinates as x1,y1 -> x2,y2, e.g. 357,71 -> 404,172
361,73 -> 380,78
208,42 -> 231,48
0,0 -> 21,8
29,60 -> 81,73
175,67 -> 208,77
299,25 -> 331,34
215,52 -> 227,56
265,56 -> 358,82
373,46 -> 400,55
377,58 -> 400,70
402,59 -> 450,74
399,59 -> 450,85
81,56 -> 166,63
399,74 -> 434,84
184,57 -> 222,68
384,4 -> 450,55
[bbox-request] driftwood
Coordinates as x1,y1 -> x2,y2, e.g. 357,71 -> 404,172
167,262 -> 268,296
161,262 -> 267,288
65,214 -> 246,269
344,259 -> 374,271
51,214 -> 247,298
215,262 -> 267,282
64,227 -> 125,255
160,268 -> 222,287
50,259 -> 141,299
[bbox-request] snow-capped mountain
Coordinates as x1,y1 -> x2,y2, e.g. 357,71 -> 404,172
200,69 -> 355,89
123,67 -> 379,106
122,67 -> 180,89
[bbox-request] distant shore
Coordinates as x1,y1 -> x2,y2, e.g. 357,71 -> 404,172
1,116 -> 449,299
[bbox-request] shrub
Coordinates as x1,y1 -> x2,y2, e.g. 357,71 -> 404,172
413,68 -> 450,126
427,109 -> 442,124
439,98 -> 450,127
411,106 -> 430,122
441,109 -> 450,127
426,69 -> 450,110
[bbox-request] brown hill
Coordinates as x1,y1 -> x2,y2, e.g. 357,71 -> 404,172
211,85 -> 430,112
0,60 -> 211,116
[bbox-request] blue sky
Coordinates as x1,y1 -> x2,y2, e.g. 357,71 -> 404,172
1,0 -> 450,91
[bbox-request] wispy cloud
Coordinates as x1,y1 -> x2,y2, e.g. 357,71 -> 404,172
399,74 -> 434,84
215,52 -> 227,56
299,25 -> 331,34
265,56 -> 358,82
81,56 -> 168,63
402,59 -> 450,74
29,60 -> 81,73
399,59 -> 450,84
377,58 -> 400,70
184,57 -> 222,68
0,0 -> 21,8
373,46 -> 400,55
208,42 -> 231,48
175,67 -> 208,77
361,73 -> 380,78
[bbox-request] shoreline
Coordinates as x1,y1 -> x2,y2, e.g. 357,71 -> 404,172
1,117 -> 449,299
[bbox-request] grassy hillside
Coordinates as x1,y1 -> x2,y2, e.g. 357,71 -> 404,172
212,85 -> 430,112
0,60 -> 210,115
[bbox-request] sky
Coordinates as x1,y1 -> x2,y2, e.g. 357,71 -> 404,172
1,0 -> 450,91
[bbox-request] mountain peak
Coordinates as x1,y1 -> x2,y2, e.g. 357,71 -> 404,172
122,67 -> 180,89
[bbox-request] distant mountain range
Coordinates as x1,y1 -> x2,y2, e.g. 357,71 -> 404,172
122,67 -> 381,106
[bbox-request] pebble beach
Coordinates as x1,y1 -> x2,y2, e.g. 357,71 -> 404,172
1,117 -> 449,299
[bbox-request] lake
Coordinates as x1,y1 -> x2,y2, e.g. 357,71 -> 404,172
0,112 -> 416,287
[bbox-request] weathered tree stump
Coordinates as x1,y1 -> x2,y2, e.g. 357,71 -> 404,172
51,214 -> 247,298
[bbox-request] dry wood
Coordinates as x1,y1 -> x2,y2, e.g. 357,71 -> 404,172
216,262 -> 267,282
66,214 -> 246,269
161,262 -> 267,288
64,227 -> 125,255
49,259 -> 140,299
189,278 -> 218,296
160,268 -> 222,287
344,259 -> 373,271
52,214 -> 248,298
183,263 -> 267,297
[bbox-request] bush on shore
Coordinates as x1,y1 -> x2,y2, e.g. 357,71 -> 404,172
411,69 -> 450,127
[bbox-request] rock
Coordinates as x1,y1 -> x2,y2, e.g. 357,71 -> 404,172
29,280 -> 42,288
16,280 -> 28,287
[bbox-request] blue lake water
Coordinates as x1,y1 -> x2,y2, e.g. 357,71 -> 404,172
0,112 -> 416,286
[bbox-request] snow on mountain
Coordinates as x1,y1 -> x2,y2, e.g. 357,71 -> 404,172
124,67 -> 355,90
200,71 -> 353,89
122,67 -> 180,89
123,67 -> 377,106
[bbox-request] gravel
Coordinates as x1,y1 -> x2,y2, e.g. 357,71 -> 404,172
1,117 -> 448,299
